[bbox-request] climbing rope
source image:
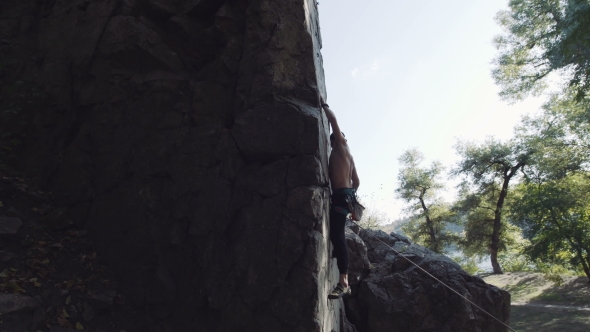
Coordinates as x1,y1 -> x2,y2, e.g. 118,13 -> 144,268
350,220 -> 518,332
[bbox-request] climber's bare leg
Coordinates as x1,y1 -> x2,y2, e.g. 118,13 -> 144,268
340,274 -> 349,288
329,273 -> 351,299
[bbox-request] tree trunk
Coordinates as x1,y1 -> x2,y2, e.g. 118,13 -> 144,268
577,246 -> 590,283
489,163 -> 523,274
490,197 -> 505,274
419,195 -> 438,253
490,245 -> 502,274
581,255 -> 590,283
490,172 -> 513,274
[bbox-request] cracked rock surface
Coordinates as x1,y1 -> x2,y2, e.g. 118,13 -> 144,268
1,0 -> 347,331
0,172 -> 143,332
345,228 -> 511,332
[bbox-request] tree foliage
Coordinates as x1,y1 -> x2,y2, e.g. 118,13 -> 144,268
493,0 -> 590,101
452,138 -> 531,273
516,90 -> 590,180
510,175 -> 590,281
508,89 -> 590,280
395,148 -> 456,253
452,182 -> 523,265
401,203 -> 458,254
493,1 -> 590,278
453,183 -> 500,257
417,0 -> 590,276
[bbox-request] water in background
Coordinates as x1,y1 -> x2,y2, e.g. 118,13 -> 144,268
447,249 -> 493,273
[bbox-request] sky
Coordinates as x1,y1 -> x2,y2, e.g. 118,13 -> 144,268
318,0 -> 546,221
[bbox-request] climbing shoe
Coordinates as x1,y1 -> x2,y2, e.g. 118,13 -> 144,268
328,283 -> 351,299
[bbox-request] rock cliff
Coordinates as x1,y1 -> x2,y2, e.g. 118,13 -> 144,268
1,0 -> 346,330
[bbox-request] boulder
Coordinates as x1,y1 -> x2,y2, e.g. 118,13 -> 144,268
344,228 -> 511,332
345,227 -> 370,287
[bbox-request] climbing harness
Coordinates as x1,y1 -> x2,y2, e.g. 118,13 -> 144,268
345,192 -> 365,221
350,220 -> 518,332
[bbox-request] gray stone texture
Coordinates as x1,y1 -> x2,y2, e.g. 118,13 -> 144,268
0,293 -> 40,314
0,0 -> 343,331
0,216 -> 22,235
345,228 -> 511,332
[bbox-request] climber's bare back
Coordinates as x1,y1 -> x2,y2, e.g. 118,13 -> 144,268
329,138 -> 357,190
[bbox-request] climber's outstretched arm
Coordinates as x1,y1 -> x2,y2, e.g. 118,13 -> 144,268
320,96 -> 346,145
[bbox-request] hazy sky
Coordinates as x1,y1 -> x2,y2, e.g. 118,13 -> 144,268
318,0 -> 545,220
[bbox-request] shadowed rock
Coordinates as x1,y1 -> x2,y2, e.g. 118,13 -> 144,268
0,0 -> 344,331
0,216 -> 22,235
345,228 -> 511,332
0,294 -> 40,314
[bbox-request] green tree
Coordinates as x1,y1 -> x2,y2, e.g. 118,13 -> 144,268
395,148 -> 455,253
452,138 -> 531,274
516,90 -> 590,181
508,81 -> 590,280
493,0 -> 590,101
452,182 -> 521,269
510,175 -> 590,281
491,0 -> 590,279
497,230 -> 535,273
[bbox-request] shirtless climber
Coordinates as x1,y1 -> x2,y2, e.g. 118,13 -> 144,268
320,96 -> 360,300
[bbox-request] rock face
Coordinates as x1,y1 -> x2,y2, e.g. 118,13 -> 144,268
0,216 -> 22,235
345,228 -> 511,332
1,0 -> 346,331
0,293 -> 41,314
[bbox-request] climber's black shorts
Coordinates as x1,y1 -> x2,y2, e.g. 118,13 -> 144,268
330,188 -> 354,274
